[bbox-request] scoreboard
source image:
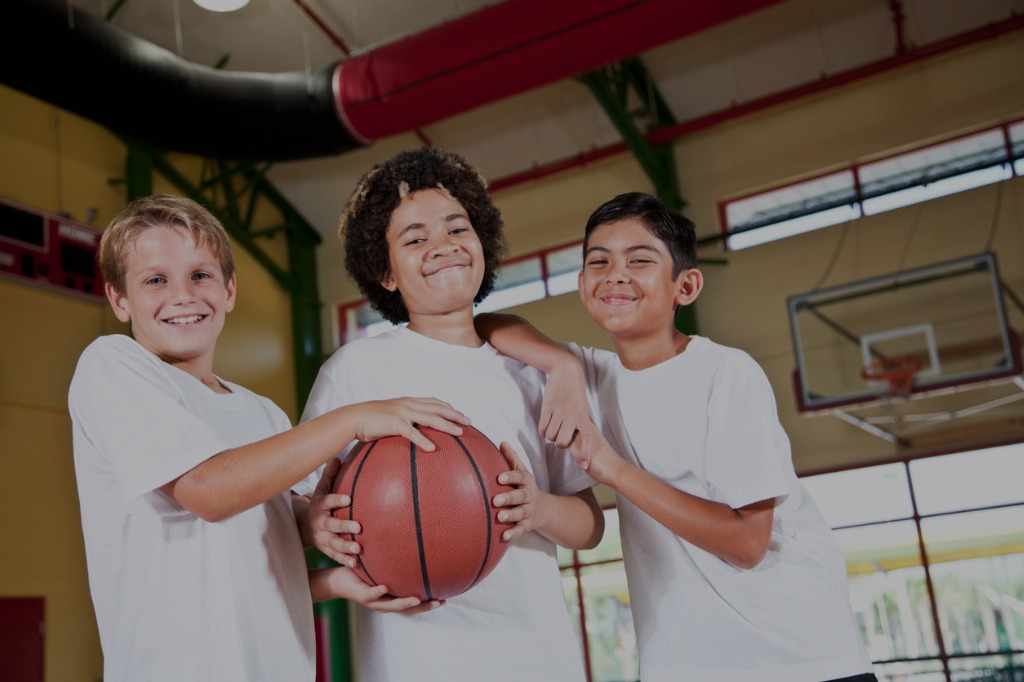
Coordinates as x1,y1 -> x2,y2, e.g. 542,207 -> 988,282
0,197 -> 104,302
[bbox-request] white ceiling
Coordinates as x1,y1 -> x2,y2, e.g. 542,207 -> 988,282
67,0 -> 1024,239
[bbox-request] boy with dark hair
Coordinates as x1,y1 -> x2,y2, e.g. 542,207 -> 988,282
302,147 -> 604,682
480,192 -> 877,682
69,194 -> 468,682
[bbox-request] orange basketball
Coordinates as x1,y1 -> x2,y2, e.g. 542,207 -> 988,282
331,425 -> 515,601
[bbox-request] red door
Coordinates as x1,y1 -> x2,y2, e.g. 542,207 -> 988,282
0,597 -> 44,682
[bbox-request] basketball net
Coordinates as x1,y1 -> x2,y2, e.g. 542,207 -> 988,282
861,356 -> 922,405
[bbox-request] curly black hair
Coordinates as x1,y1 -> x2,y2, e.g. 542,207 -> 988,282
340,147 -> 507,324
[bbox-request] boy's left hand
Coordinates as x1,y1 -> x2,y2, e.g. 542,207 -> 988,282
303,458 -> 363,567
539,361 -> 589,448
492,442 -> 550,542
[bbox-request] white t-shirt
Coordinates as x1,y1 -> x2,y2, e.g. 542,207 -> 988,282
69,335 -> 315,682
302,326 -> 593,682
571,337 -> 874,682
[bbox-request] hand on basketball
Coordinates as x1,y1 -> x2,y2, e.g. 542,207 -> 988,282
323,567 -> 445,614
351,397 -> 471,450
306,458 -> 364,567
539,360 -> 589,450
492,442 -> 549,542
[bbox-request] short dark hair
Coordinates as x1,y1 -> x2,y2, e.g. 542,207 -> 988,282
583,192 -> 696,277
340,147 -> 507,324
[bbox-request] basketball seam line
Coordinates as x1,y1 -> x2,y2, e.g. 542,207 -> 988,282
350,440 -> 378,587
410,441 -> 433,601
454,433 -> 493,592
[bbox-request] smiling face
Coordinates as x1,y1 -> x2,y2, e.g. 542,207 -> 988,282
105,225 -> 236,381
381,189 -> 485,324
579,218 -> 701,348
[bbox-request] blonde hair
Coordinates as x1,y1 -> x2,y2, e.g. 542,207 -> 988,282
99,194 -> 234,292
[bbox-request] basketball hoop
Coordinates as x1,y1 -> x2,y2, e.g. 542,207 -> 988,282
861,356 -> 923,403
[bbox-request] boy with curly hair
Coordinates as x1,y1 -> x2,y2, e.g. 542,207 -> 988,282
302,147 -> 603,682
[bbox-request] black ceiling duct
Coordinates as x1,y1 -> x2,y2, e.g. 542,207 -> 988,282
1,0 -> 361,161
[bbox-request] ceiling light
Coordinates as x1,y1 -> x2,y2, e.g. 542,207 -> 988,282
193,0 -> 250,12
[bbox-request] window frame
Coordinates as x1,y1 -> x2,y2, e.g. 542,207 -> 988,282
718,119 -> 1024,251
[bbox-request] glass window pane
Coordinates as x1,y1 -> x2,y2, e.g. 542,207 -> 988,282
1010,120 -> 1024,159
475,257 -> 545,313
727,203 -> 860,250
474,280 -> 546,313
547,271 -> 580,296
861,164 -> 1010,216
803,464 -> 912,527
578,562 -> 638,682
948,653 -> 1024,681
724,169 -> 857,233
859,129 -> 1008,200
493,257 -> 542,291
910,444 -> 1024,515
546,244 -> 583,296
546,244 -> 583,279
836,522 -> 942,660
921,509 -> 1024,655
872,659 -> 945,682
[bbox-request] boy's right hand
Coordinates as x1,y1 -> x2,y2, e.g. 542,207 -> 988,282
348,397 -> 470,450
306,458 -> 363,567
315,567 -> 445,615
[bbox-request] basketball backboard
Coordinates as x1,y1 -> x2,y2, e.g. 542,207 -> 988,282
789,253 -> 1024,444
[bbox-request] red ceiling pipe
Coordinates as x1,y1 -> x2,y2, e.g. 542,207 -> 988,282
333,0 -> 787,143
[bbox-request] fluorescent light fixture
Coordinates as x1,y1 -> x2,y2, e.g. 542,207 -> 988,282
193,0 -> 249,12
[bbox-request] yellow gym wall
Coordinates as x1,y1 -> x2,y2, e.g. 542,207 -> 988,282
2,26 -> 1023,682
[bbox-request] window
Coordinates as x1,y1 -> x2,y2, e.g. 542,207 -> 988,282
801,443 -> 1024,681
566,446 -> 1024,681
720,120 -> 1024,250
560,508 -> 639,682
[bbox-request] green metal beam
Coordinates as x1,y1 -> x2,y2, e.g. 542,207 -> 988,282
578,57 -> 683,212
143,152 -> 292,289
124,141 -> 153,200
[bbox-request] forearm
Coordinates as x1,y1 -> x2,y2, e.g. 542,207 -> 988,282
475,313 -> 574,373
535,488 -> 605,550
602,456 -> 773,568
163,409 -> 358,522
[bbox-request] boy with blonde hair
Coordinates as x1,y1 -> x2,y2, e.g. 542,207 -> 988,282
69,194 -> 467,682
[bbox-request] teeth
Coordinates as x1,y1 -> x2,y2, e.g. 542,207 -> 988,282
168,315 -> 203,325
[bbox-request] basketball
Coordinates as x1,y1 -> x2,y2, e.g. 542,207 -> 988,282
331,424 -> 515,601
